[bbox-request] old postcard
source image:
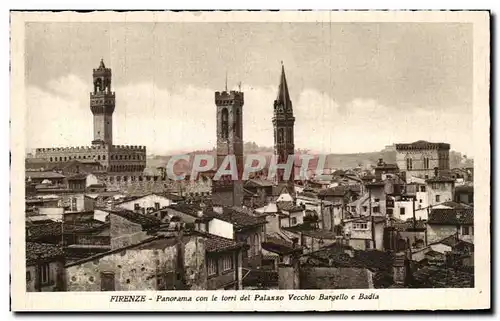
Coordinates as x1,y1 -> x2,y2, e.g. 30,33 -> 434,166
10,10 -> 490,311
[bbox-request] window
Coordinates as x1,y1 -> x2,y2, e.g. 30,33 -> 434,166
287,128 -> 293,143
221,108 -> 229,139
400,208 -> 405,215
462,226 -> 470,236
71,197 -> 78,211
406,158 -> 413,170
374,198 -> 380,202
154,202 -> 160,210
277,128 -> 284,144
373,206 -> 380,213
291,217 -> 297,225
419,199 -> 423,203
365,240 -> 371,249
235,109 -> 241,138
134,203 -> 140,211
387,208 -> 393,215
424,157 -> 430,169
26,271 -> 31,282
435,195 -> 441,203
207,258 -> 217,276
221,255 -> 234,272
100,272 -> 115,291
362,206 -> 367,212
354,223 -> 368,230
40,263 -> 51,285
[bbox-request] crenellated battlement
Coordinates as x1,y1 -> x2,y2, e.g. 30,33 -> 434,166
36,145 -> 111,153
215,90 -> 244,106
111,145 -> 147,151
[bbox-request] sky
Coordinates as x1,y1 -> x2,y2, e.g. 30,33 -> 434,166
25,22 -> 473,157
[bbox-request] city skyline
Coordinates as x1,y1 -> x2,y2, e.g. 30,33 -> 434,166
25,22 -> 473,157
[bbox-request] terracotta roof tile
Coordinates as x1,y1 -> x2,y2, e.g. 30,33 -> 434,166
26,242 -> 64,265
428,208 -> 473,225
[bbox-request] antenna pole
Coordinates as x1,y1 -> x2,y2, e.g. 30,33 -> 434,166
225,71 -> 228,92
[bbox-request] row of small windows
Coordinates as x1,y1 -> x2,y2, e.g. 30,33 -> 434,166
48,154 -> 144,162
49,155 -> 107,162
110,165 -> 144,172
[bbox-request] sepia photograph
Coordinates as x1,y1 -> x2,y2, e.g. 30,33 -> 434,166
10,10 -> 490,311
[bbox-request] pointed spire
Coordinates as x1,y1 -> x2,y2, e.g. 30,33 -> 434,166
276,62 -> 292,110
99,58 -> 106,69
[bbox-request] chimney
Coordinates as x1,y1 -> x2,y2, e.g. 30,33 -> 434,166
378,158 -> 384,166
213,206 -> 223,215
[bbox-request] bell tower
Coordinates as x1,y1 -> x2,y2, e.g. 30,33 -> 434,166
90,59 -> 115,146
213,85 -> 244,207
273,63 -> 296,192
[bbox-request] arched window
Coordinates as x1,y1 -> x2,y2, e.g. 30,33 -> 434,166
287,128 -> 293,143
103,155 -> 106,160
278,128 -> 284,144
235,108 -> 241,138
406,158 -> 413,170
49,157 -> 53,162
221,108 -> 229,139
97,155 -> 101,160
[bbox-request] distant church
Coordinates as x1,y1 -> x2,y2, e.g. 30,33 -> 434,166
33,59 -> 147,174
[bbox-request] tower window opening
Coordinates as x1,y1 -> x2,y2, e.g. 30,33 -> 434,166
235,108 -> 241,138
221,108 -> 229,139
278,128 -> 284,144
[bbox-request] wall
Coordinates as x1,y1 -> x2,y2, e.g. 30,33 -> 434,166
38,207 -> 64,221
299,267 -> 373,289
393,200 -> 414,221
117,194 -> 175,212
206,251 -> 239,290
396,148 -> 449,182
66,236 -> 206,291
94,209 -> 109,222
428,182 -> 454,205
26,261 -> 65,292
207,218 -> 234,239
430,243 -> 452,254
427,224 -> 473,244
109,214 -> 150,250
278,264 -> 300,289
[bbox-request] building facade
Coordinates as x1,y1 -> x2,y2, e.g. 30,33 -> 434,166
212,88 -> 245,207
395,140 -> 450,183
33,60 -> 146,174
273,64 -> 296,193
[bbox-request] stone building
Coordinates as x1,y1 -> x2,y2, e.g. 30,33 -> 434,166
33,59 -> 146,174
212,86 -> 244,207
26,242 -> 66,292
273,63 -> 296,193
395,140 -> 450,183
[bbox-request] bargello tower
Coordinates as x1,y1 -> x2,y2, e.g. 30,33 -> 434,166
273,63 -> 296,192
212,85 -> 244,207
91,59 -> 115,146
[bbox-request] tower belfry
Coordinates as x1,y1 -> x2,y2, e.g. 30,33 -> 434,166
272,63 -> 296,192
90,59 -> 115,146
213,80 -> 245,207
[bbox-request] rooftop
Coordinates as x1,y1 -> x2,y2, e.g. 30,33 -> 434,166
262,236 -> 301,255
26,242 -> 65,265
276,201 -> 303,213
106,209 -> 161,228
203,233 -> 246,253
428,208 -> 473,225
283,224 -> 338,239
26,171 -> 66,179
412,266 -> 474,288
